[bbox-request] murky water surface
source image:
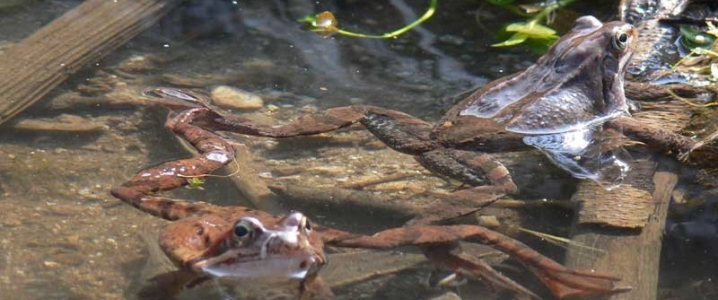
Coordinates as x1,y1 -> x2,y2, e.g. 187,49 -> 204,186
0,1 -> 716,299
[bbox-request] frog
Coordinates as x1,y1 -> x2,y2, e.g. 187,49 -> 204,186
185,15 -> 640,202
111,105 -> 331,298
111,103 -> 631,299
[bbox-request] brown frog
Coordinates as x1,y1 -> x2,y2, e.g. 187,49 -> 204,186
111,107 -> 329,297
187,16 -> 639,201
112,104 -> 631,299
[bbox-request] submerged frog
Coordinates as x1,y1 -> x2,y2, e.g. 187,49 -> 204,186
112,105 -> 631,299
189,16 -> 639,200
112,107 -> 331,297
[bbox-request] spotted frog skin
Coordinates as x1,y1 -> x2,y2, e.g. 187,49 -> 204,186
112,99 -> 631,299
166,210 -> 323,280
188,16 -> 639,201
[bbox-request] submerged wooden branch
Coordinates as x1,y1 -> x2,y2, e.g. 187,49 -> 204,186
174,134 -> 283,213
0,0 -> 180,124
223,145 -> 284,213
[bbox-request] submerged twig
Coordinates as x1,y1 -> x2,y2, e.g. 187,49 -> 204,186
340,172 -> 418,190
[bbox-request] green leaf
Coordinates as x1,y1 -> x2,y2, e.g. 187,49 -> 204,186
492,32 -> 529,47
505,22 -> 557,38
298,14 -> 317,25
492,22 -> 559,51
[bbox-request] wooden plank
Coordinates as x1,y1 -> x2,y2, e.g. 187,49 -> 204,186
564,85 -> 701,298
566,154 -> 678,299
563,80 -> 703,298
0,0 -> 180,124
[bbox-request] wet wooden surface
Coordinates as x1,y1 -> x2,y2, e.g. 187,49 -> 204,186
0,0 -> 179,124
566,95 -> 691,299
571,159 -> 658,229
567,160 -> 677,300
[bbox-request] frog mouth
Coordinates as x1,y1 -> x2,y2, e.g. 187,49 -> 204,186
193,224 -> 322,279
198,252 -> 320,279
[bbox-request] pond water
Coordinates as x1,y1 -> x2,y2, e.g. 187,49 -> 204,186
0,0 -> 716,299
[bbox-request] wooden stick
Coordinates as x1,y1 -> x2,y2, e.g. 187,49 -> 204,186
223,145 -> 284,213
0,0 -> 180,124
173,135 -> 283,213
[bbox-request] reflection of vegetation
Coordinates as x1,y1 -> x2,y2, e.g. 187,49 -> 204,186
299,0 -> 577,53
299,0 -> 437,39
488,0 -> 579,53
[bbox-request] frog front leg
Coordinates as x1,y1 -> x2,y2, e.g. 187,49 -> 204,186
207,104 -> 516,202
416,148 -> 518,200
204,105 -> 441,154
111,107 -> 235,220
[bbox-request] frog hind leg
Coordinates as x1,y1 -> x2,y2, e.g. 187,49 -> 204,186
416,148 -> 518,197
204,105 -> 440,154
423,244 -> 543,300
359,107 -> 438,154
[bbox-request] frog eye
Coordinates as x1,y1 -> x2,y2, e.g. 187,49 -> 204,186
233,220 -> 258,241
612,30 -> 630,51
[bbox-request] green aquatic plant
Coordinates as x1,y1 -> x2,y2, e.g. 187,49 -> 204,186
299,0 -> 437,39
184,176 -> 206,190
672,21 -> 718,81
679,24 -> 717,50
179,158 -> 243,190
489,0 -> 580,53
299,0 -> 577,53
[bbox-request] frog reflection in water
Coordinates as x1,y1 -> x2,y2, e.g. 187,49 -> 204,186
112,105 -> 631,299
190,16 -> 639,202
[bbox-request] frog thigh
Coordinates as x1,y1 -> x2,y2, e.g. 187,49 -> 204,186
359,107 -> 438,154
415,149 -> 517,194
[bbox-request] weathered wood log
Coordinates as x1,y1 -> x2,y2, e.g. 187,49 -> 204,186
0,0 -> 180,124
566,95 -> 691,299
566,159 -> 676,300
571,158 -> 658,229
